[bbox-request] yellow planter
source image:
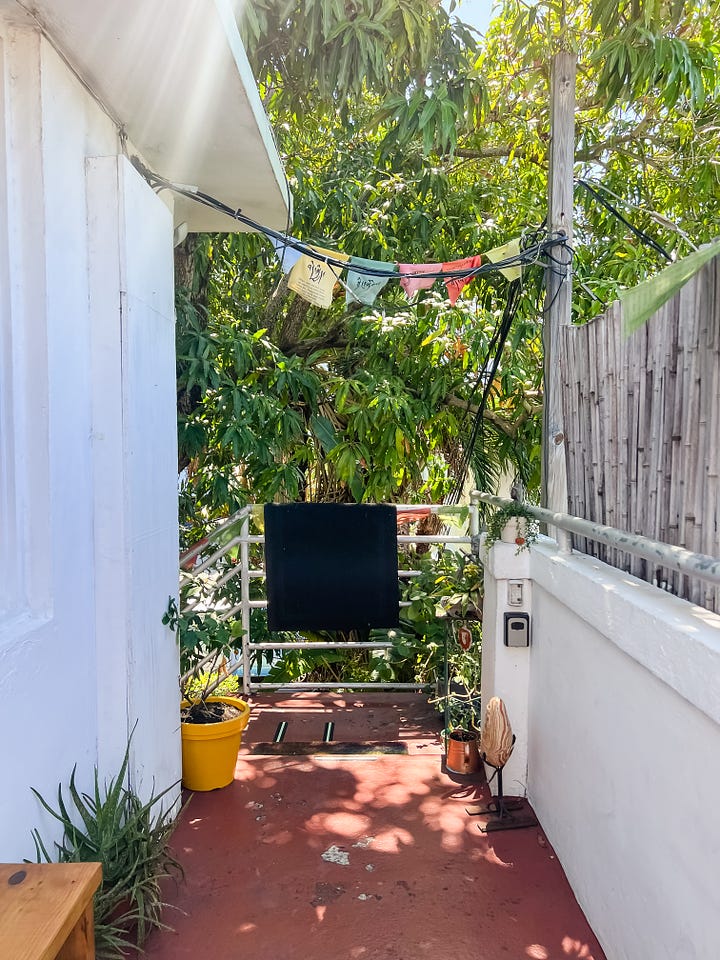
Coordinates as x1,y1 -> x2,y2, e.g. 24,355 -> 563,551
180,696 -> 251,791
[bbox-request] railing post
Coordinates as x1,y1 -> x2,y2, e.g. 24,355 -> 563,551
470,490 -> 481,557
470,491 -> 480,536
556,527 -> 573,555
241,512 -> 251,696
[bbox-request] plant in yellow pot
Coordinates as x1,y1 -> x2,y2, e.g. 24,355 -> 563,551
164,598 -> 251,791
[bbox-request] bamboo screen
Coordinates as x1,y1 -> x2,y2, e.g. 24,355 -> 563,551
561,254 -> 720,612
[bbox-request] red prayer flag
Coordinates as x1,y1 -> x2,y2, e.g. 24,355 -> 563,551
442,255 -> 482,305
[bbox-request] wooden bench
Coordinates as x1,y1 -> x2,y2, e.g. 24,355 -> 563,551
0,862 -> 102,960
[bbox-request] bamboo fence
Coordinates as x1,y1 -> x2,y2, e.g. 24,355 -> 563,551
561,254 -> 720,611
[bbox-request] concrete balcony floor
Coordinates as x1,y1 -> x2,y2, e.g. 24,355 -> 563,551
145,693 -> 606,960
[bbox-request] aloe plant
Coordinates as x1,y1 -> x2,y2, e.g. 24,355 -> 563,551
30,734 -> 183,959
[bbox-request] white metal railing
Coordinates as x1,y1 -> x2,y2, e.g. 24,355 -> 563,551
180,499 -> 481,696
180,493 -> 720,698
476,493 -> 720,587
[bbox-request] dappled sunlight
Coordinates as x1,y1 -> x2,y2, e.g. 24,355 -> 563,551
688,604 -> 720,631
562,935 -> 597,957
305,811 -> 372,838
363,826 -> 415,853
147,697 -> 606,960
472,844 -> 516,868
359,778 -> 431,807
419,794 -> 472,852
258,828 -> 294,846
526,945 -> 549,959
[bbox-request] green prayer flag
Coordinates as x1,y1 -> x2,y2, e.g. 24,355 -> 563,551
345,256 -> 397,306
621,242 -> 720,335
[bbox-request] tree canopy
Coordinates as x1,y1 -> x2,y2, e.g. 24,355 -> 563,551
175,0 -> 720,538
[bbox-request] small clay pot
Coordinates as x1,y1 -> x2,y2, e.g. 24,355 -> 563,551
446,730 -> 480,775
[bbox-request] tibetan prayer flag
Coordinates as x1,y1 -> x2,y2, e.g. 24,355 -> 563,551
288,245 -> 350,308
345,256 -> 397,306
485,239 -> 522,282
271,237 -> 302,274
398,262 -> 441,299
442,255 -> 482,305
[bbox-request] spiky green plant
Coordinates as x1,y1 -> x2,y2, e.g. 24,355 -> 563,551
30,735 -> 183,959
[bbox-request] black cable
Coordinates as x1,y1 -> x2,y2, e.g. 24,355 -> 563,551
449,278 -> 523,503
132,154 -> 569,283
576,178 -> 672,262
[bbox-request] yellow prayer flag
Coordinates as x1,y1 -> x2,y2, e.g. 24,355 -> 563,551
485,239 -> 522,282
288,245 -> 350,308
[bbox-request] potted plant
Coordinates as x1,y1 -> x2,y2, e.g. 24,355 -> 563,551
445,696 -> 481,775
31,734 -> 183,959
398,549 -> 484,773
163,597 -> 251,791
483,500 -> 539,553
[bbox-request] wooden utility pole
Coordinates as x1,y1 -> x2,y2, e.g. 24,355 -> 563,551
542,51 -> 576,514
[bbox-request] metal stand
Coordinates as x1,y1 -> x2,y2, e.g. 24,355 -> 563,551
465,761 -> 538,833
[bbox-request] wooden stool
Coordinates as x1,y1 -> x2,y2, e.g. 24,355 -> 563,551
0,862 -> 102,960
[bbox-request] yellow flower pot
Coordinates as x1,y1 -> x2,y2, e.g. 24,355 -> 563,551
180,696 -> 251,791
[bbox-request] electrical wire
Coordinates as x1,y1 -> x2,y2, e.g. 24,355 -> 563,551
449,278 -> 523,503
131,155 -> 569,283
576,178 -> 672,262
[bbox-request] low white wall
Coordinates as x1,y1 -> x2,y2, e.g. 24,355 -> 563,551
483,538 -> 720,960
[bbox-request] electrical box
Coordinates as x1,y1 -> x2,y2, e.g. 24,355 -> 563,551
504,612 -> 530,647
507,580 -> 524,606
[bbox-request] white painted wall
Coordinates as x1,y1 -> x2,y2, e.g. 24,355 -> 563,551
0,24 -> 180,860
482,538 -> 720,960
480,541 -> 532,796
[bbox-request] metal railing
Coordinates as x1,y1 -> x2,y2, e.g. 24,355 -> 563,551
180,499 -> 481,696
476,493 -> 720,587
179,492 -> 720,698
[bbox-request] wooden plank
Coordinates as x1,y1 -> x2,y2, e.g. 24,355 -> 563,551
542,51 -> 576,514
56,903 -> 95,960
0,863 -> 102,960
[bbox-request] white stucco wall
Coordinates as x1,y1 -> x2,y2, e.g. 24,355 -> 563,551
482,538 -> 720,960
480,542 -> 532,795
0,24 -> 180,860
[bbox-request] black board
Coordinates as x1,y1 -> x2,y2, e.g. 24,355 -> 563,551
264,503 -> 400,631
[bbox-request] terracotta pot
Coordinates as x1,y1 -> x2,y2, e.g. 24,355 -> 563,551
446,730 -> 480,775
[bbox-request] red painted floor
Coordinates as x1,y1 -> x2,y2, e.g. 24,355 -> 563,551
146,694 -> 606,960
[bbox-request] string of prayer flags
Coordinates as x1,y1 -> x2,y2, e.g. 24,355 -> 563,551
398,262 -> 441,299
288,245 -> 350,308
442,255 -> 483,305
271,237 -> 302,274
345,257 -> 397,306
485,239 -> 522,282
269,231 -> 526,309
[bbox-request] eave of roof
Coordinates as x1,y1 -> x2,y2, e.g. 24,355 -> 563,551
19,0 -> 291,232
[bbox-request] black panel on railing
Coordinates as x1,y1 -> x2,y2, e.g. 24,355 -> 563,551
264,503 -> 400,631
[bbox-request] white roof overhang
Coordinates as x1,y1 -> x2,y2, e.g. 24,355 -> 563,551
12,0 -> 291,233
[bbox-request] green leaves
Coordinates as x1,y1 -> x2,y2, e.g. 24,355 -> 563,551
593,27 -> 715,109
30,736 -> 182,959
